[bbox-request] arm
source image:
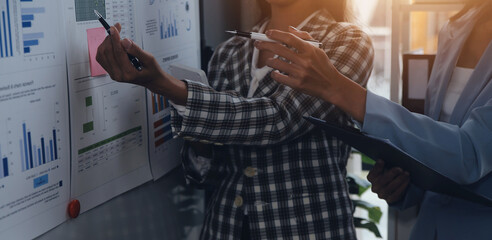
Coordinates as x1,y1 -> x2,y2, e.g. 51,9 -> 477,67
257,27 -> 492,185
363,92 -> 492,184
171,28 -> 374,145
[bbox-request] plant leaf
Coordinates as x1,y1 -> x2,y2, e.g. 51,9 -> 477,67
347,173 -> 371,196
353,200 -> 382,223
354,217 -> 382,238
361,154 -> 376,166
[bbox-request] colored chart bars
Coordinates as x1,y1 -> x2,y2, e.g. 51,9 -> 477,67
0,0 -> 13,58
21,123 -> 58,172
159,10 -> 178,39
153,115 -> 173,148
0,145 -> 9,179
83,96 -> 94,133
20,0 -> 45,54
151,92 -> 169,114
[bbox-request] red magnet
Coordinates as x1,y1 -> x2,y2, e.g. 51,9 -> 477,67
68,199 -> 81,219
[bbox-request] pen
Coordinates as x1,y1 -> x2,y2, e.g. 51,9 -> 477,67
94,10 -> 142,71
226,30 -> 323,48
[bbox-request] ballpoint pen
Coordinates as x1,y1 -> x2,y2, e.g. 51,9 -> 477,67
226,30 -> 323,48
94,10 -> 142,71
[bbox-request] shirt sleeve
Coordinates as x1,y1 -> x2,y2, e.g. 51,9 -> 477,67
171,27 -> 374,146
362,91 -> 492,185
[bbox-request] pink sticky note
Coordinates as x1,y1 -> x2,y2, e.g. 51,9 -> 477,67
87,27 -> 108,77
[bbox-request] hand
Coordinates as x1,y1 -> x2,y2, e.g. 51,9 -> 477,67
96,23 -> 163,86
254,27 -> 342,101
367,160 -> 410,204
254,27 -> 367,122
96,23 -> 188,105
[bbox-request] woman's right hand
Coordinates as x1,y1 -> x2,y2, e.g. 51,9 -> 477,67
96,23 -> 189,105
367,160 -> 411,204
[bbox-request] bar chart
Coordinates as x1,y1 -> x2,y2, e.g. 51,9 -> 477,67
0,145 -> 10,179
159,10 -> 178,39
151,92 -> 170,114
20,122 -> 59,172
0,0 -> 14,58
153,115 -> 173,148
20,1 -> 45,54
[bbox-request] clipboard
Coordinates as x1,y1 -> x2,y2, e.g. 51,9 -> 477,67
304,116 -> 492,207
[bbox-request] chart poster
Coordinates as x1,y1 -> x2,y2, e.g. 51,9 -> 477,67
63,0 -> 152,213
0,0 -> 71,239
137,0 -> 201,180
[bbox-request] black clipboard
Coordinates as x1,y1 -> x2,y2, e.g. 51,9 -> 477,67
305,116 -> 492,207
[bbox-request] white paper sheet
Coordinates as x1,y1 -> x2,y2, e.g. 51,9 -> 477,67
137,0 -> 201,180
63,0 -> 152,213
0,0 -> 70,238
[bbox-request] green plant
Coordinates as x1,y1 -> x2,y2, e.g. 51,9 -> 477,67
347,173 -> 383,238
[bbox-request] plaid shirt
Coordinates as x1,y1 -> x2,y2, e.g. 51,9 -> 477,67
172,9 -> 374,240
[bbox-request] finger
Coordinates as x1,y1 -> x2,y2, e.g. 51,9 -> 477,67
266,29 -> 311,53
122,38 -> 155,64
110,27 -> 135,80
115,22 -> 122,33
385,170 -> 410,194
96,35 -> 117,79
265,58 -> 303,78
270,70 -> 300,89
372,167 -> 402,192
367,160 -> 385,183
288,26 -> 315,40
254,41 -> 303,66
378,170 -> 410,200
386,173 -> 410,203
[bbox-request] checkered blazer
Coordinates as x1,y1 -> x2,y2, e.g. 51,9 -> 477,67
171,9 -> 374,240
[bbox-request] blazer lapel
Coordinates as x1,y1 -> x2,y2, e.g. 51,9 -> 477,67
451,42 -> 492,125
425,9 -> 479,120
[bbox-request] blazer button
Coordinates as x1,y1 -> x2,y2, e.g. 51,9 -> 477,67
243,167 -> 257,177
234,195 -> 244,207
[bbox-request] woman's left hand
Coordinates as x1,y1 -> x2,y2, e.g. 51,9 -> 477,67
255,27 -> 343,101
254,27 -> 367,122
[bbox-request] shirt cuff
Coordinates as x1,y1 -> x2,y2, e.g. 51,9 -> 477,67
169,100 -> 186,116
361,90 -> 386,134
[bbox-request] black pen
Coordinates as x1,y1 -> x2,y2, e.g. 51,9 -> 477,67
94,10 -> 142,71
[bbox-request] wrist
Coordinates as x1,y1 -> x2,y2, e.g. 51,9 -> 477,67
324,73 -> 367,123
144,71 -> 188,105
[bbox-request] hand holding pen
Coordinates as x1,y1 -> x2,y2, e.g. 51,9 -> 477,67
94,10 -> 142,71
95,17 -> 163,86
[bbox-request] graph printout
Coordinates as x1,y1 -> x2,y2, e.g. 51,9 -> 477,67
138,0 -> 201,180
63,0 -> 152,213
0,0 -> 71,239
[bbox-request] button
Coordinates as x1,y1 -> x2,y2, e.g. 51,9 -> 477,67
68,199 -> 81,219
214,142 -> 224,146
183,136 -> 193,141
199,139 -> 211,144
243,167 -> 257,177
234,195 -> 243,207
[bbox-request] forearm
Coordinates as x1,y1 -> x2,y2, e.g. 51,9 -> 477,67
172,81 -> 338,145
143,70 -> 188,106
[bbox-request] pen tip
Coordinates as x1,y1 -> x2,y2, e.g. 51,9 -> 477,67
94,9 -> 101,18
225,30 -> 236,34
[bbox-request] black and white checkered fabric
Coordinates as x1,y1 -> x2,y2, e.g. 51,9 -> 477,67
171,9 -> 374,240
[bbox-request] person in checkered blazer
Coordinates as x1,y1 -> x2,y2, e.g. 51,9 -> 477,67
96,0 -> 374,239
